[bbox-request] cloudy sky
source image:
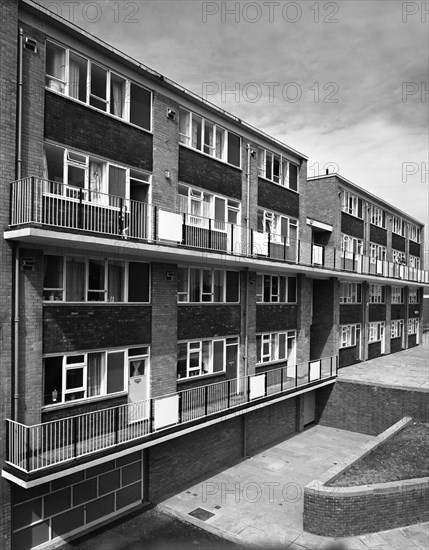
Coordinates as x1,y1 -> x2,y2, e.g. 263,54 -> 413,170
37,0 -> 428,246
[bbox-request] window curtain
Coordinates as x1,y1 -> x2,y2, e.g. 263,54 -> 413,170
89,162 -> 102,202
66,258 -> 85,301
69,58 -> 80,100
87,353 -> 103,397
111,79 -> 124,118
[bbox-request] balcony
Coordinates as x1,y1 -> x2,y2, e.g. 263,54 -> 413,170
8,177 -> 429,284
4,356 -> 337,481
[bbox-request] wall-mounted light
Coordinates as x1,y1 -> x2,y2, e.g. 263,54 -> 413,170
165,170 -> 170,179
167,108 -> 176,120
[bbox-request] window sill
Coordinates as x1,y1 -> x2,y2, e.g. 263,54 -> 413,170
45,88 -> 153,135
257,175 -> 299,194
369,223 -> 387,230
177,371 -> 226,384
341,211 -> 364,221
42,391 -> 127,412
179,142 -> 242,171
177,302 -> 240,306
255,359 -> 288,368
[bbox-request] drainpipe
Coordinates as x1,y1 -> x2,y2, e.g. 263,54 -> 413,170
244,144 -> 252,379
13,28 -> 25,420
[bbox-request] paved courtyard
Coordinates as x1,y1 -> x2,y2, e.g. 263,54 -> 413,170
160,424 -> 428,549
338,337 -> 429,390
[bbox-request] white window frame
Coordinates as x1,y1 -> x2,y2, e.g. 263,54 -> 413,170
391,319 -> 404,339
370,205 -> 386,228
341,234 -> 363,256
256,274 -> 297,303
257,147 -> 299,192
370,243 -> 387,262
44,347 -> 145,406
409,288 -> 419,304
45,40 -> 151,130
256,330 -> 296,365
43,255 -> 150,303
341,191 -> 362,218
408,318 -> 419,335
339,282 -> 362,304
392,216 -> 405,236
177,337 -> 238,380
392,249 -> 406,265
178,108 -> 241,167
409,255 -> 421,269
257,209 -> 298,245
177,267 -> 240,303
339,324 -> 360,348
369,284 -> 386,304
368,321 -> 385,343
408,224 -> 421,243
391,286 -> 405,304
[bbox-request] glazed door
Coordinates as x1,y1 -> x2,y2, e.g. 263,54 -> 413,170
128,355 -> 149,422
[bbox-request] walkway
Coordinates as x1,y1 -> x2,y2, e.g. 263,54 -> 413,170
160,424 -> 428,549
338,337 -> 429,390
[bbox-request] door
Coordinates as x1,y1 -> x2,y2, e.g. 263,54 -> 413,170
128,354 -> 149,422
380,323 -> 386,354
303,391 -> 316,426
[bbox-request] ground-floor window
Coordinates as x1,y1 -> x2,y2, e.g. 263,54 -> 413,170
391,319 -> 404,338
408,318 -> 419,335
368,321 -> 385,343
177,337 -> 239,380
256,330 -> 296,365
44,346 -> 149,405
339,324 -> 361,348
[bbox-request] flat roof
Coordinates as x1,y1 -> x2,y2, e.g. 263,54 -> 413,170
308,173 -> 425,227
22,0 -> 308,161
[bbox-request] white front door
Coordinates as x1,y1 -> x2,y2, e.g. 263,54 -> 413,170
128,355 -> 149,422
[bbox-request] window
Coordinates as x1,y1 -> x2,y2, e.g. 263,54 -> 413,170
391,286 -> 405,304
256,331 -> 296,365
256,274 -> 297,303
44,144 -> 151,202
368,321 -> 385,343
369,284 -> 386,304
409,288 -> 419,304
257,148 -> 299,191
341,191 -> 362,218
46,40 -> 152,130
43,347 -> 146,405
178,184 -> 241,226
408,224 -> 421,243
408,318 -> 419,335
391,320 -> 404,339
177,337 -> 238,379
177,267 -> 239,303
257,209 -> 298,244
392,216 -> 405,236
341,234 -> 363,256
409,255 -> 421,269
179,109 -> 241,167
393,249 -> 406,265
339,282 -> 362,304
340,324 -> 360,348
43,255 -> 150,302
370,243 -> 386,262
370,205 -> 386,228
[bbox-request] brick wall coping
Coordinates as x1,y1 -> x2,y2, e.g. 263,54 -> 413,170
304,417 -> 429,536
336,377 -> 429,393
305,416 -> 413,494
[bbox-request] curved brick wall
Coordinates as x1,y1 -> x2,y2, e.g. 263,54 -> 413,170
304,418 -> 429,536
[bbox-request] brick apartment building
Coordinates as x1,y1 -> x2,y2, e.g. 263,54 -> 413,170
0,1 -> 427,549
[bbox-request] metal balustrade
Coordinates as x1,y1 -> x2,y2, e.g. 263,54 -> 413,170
6,356 -> 337,475
8,177 -> 429,284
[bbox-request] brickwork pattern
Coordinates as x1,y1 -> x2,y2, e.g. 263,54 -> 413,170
341,212 -> 364,239
256,304 -> 297,333
369,224 -> 387,246
177,305 -> 241,340
257,178 -> 299,219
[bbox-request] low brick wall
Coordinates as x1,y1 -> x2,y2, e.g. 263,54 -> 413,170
304,418 -> 429,536
317,380 -> 429,435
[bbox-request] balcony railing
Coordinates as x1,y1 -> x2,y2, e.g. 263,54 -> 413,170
9,177 -> 429,284
6,356 -> 337,475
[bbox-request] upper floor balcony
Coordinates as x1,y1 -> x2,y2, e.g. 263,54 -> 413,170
4,355 -> 337,484
7,177 -> 429,284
